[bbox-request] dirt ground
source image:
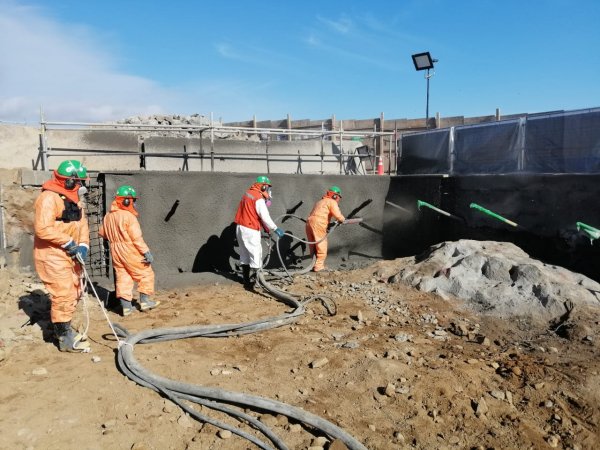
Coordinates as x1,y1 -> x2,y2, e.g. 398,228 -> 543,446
1,258 -> 599,450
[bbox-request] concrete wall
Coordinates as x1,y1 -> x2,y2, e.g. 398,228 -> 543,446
99,172 -> 600,289
0,123 -> 364,174
141,137 -> 360,174
103,172 -> 389,287
441,175 -> 600,280
0,124 -> 40,169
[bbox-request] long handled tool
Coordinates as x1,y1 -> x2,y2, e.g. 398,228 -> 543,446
417,199 -> 465,223
469,202 -> 518,228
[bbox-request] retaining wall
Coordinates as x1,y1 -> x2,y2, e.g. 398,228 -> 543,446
100,172 -> 600,289
102,172 -> 390,288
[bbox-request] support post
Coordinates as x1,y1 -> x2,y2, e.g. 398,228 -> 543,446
210,112 -> 215,172
40,109 -> 49,171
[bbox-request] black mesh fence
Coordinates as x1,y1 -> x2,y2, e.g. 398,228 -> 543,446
398,108 -> 600,175
453,120 -> 521,174
397,129 -> 450,174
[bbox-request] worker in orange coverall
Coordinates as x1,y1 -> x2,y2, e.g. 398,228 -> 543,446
99,185 -> 158,317
34,160 -> 91,352
305,186 -> 346,272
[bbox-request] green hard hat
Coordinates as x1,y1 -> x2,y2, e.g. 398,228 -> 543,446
56,160 -> 87,178
256,175 -> 271,185
328,185 -> 342,195
116,185 -> 137,198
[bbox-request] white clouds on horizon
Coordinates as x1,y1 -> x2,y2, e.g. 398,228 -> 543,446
0,1 -> 178,123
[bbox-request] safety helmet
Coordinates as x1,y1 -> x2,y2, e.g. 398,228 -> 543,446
256,175 -> 272,185
56,160 -> 87,179
116,185 -> 137,198
328,186 -> 342,196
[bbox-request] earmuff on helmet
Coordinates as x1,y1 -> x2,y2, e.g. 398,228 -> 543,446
327,185 -> 342,201
115,185 -> 137,207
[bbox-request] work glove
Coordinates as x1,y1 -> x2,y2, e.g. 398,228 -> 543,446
62,240 -> 78,256
274,228 -> 285,238
74,244 -> 89,262
143,251 -> 154,264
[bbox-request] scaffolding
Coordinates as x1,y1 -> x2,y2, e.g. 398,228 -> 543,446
38,116 -> 398,175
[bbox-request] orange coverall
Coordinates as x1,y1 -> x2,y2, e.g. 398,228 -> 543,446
99,200 -> 154,301
305,196 -> 345,271
34,191 -> 89,323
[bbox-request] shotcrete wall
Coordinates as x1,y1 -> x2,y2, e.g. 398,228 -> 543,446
98,172 -> 600,289
103,172 -> 390,287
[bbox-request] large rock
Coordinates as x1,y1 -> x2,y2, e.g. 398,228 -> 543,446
389,240 -> 600,321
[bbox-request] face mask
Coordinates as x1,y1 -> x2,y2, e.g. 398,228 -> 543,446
78,185 -> 88,197
267,187 -> 272,198
265,199 -> 272,207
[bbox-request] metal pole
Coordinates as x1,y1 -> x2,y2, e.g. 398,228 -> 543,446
425,69 -> 430,129
320,122 -> 324,175
339,120 -> 343,174
266,139 -> 270,174
210,112 -> 215,172
40,108 -> 49,171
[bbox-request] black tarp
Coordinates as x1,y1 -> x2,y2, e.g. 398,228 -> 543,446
524,109 -> 600,173
398,129 -> 450,174
398,108 -> 600,175
453,120 -> 521,174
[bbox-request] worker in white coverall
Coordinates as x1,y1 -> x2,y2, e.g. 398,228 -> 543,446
234,176 -> 285,289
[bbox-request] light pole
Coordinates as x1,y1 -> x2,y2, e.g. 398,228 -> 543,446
411,52 -> 438,129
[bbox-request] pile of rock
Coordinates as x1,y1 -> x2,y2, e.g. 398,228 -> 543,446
388,240 -> 600,321
118,114 -> 218,127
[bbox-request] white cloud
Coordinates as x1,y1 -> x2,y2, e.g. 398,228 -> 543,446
316,15 -> 352,34
0,0 -> 176,123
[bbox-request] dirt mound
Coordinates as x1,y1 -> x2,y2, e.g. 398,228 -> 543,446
387,240 -> 600,322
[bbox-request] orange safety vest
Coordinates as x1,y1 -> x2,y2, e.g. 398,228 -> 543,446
234,188 -> 264,231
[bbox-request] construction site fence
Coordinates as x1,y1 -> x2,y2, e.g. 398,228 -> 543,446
37,121 -> 398,175
398,107 -> 600,175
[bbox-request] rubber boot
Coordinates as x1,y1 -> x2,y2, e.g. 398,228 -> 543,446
248,268 -> 257,290
139,293 -> 160,311
241,264 -> 252,289
120,298 -> 133,317
53,322 -> 90,353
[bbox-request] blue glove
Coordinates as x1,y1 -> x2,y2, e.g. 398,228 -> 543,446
274,228 -> 285,238
143,251 -> 154,264
63,240 -> 77,256
75,245 -> 88,262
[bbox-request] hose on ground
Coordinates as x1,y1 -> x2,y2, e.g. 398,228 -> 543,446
114,303 -> 366,450
110,217 -> 365,449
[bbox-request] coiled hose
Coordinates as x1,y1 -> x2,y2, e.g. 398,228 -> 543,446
264,213 -> 342,280
112,221 -> 366,449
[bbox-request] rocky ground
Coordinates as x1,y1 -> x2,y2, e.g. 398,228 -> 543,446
1,249 -> 599,450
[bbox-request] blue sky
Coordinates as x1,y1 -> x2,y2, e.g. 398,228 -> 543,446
1,0 -> 599,124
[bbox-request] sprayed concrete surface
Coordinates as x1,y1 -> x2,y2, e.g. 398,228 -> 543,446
98,172 -> 600,291
103,172 -> 390,288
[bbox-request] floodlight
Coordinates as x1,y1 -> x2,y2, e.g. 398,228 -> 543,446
411,51 -> 438,129
411,52 -> 435,71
